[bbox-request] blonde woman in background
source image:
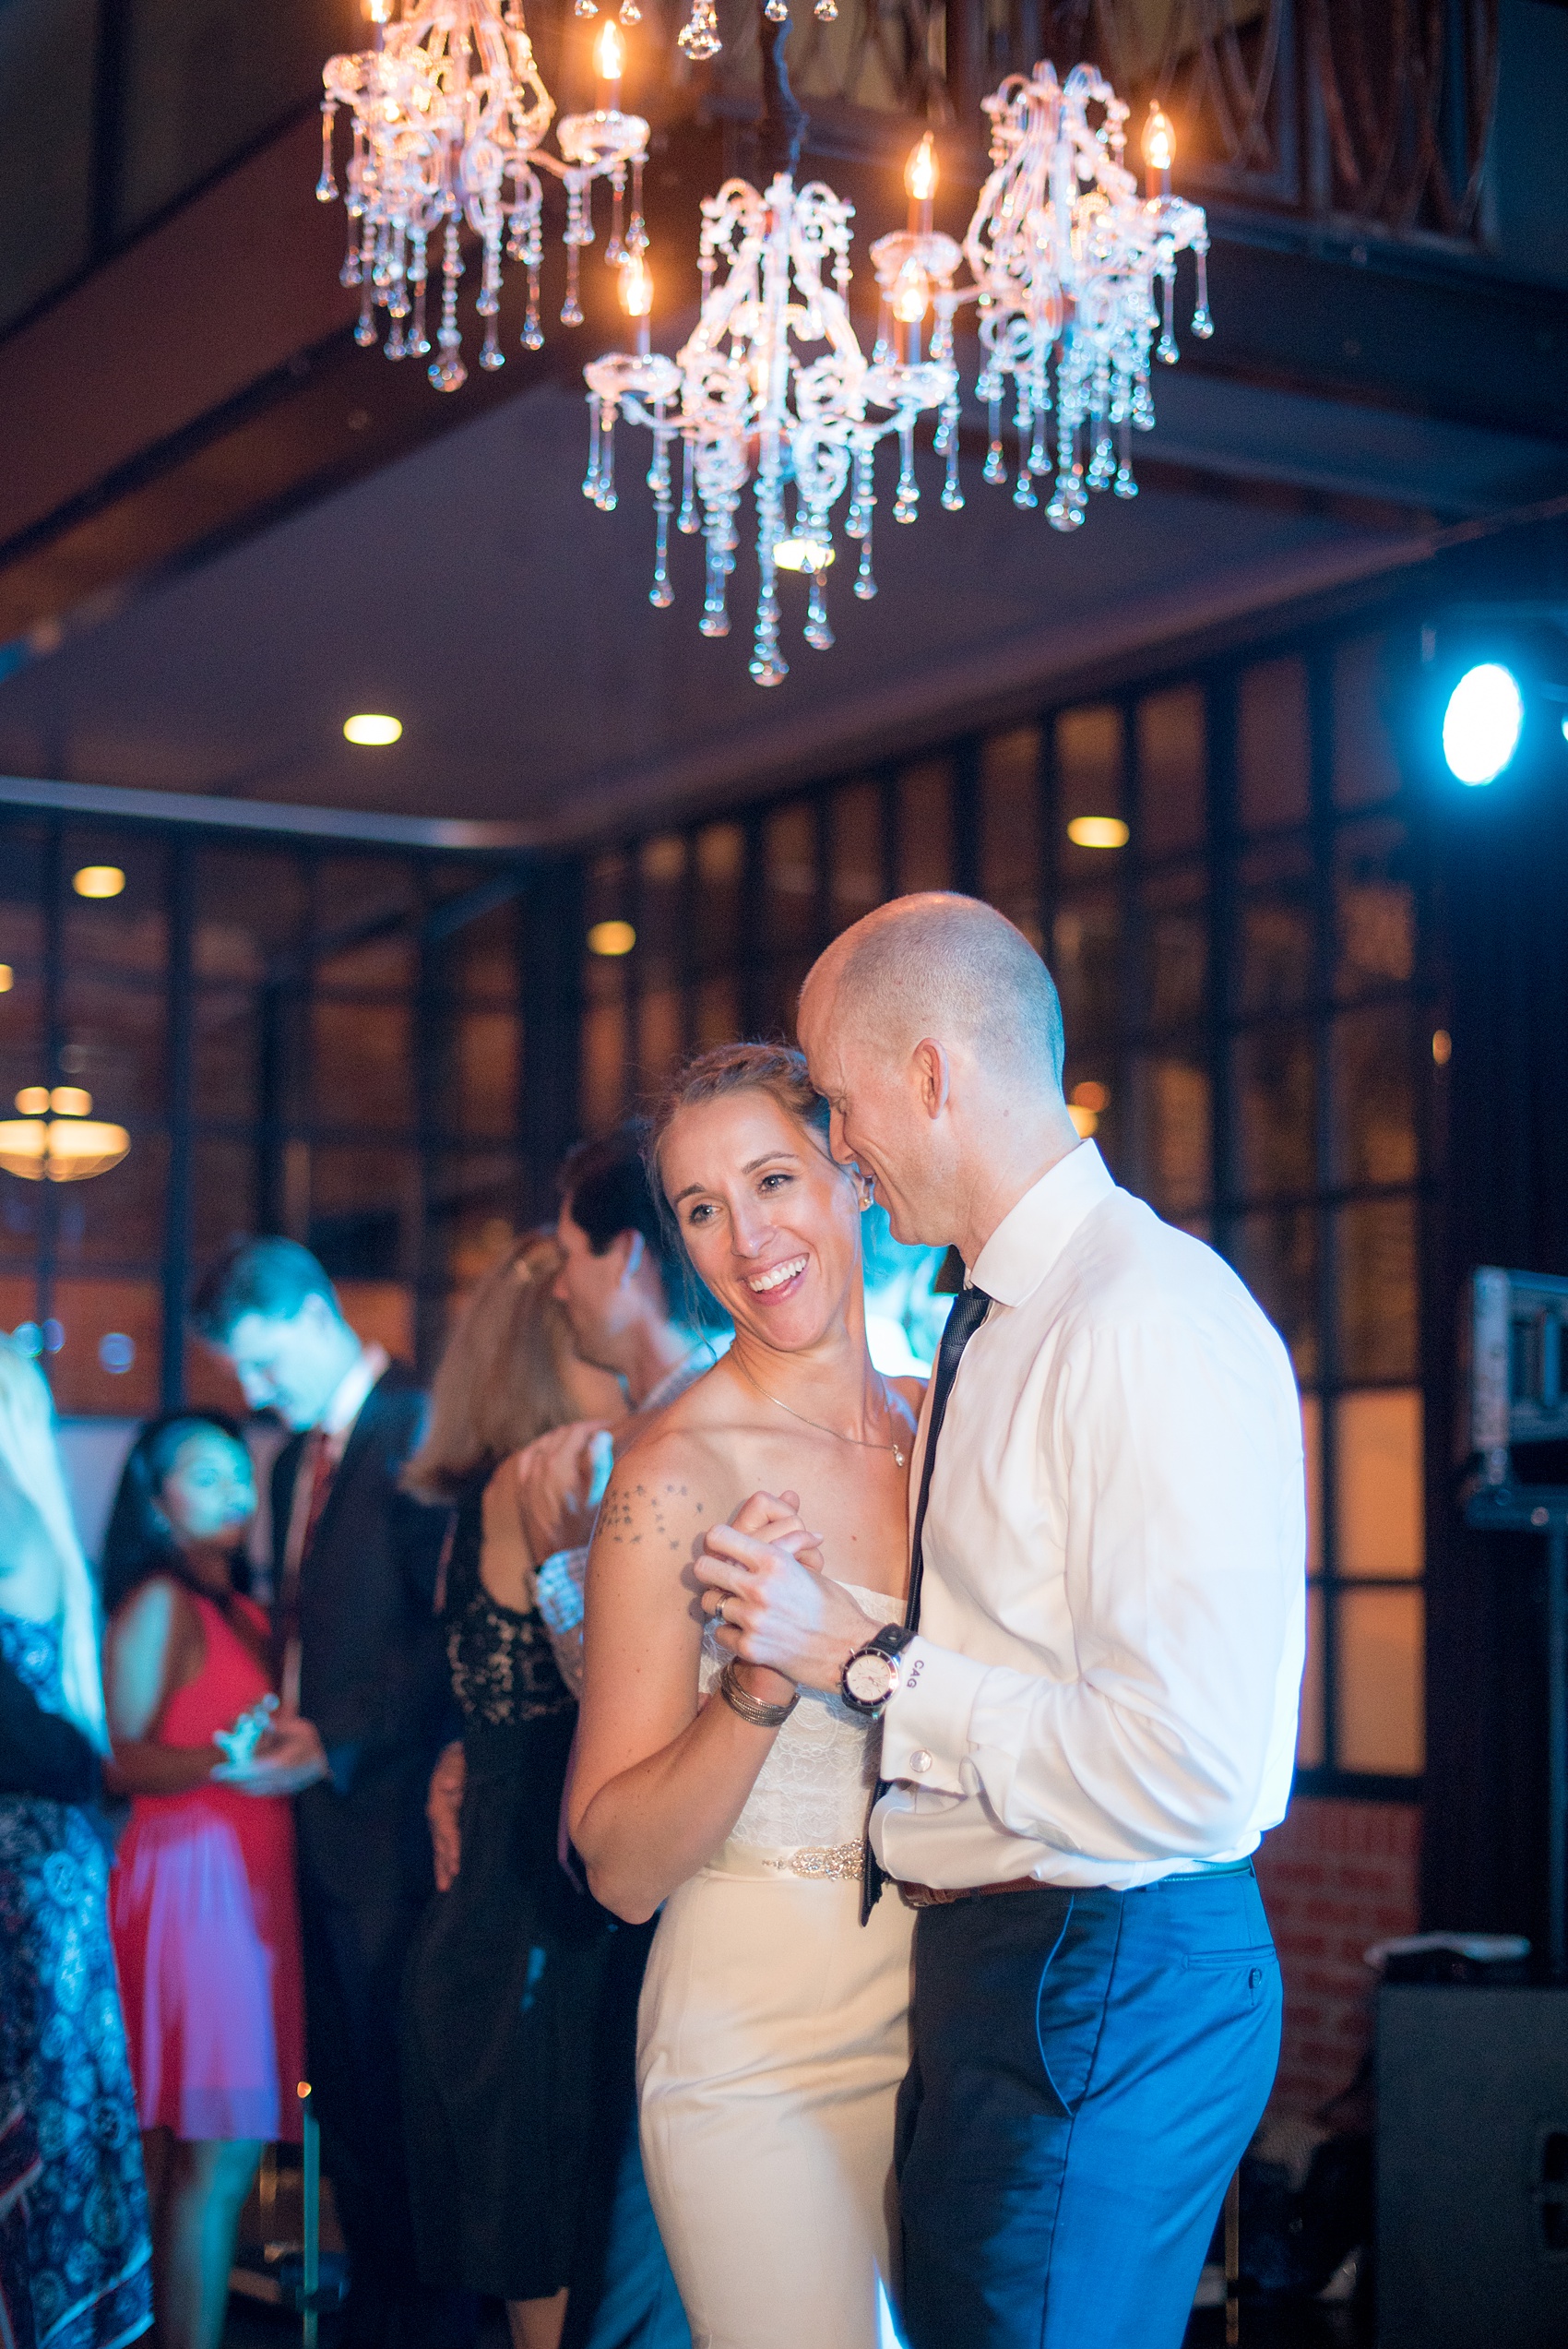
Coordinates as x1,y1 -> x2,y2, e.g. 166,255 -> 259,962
0,1334 -> 152,2349
400,1234 -> 687,2349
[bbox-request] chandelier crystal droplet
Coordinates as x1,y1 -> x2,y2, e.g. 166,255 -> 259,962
317,0 -> 650,390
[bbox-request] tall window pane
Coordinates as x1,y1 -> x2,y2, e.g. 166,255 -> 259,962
1237,657 -> 1310,833
1336,1589 -> 1424,1774
1233,1026 -> 1315,1200
1335,1390 -> 1423,1580
1336,1198 -> 1419,1382
829,783 -> 883,936
1131,1055 -> 1211,1220
1233,1209 -> 1317,1381
1136,685 -> 1206,859
1334,636 -> 1402,810
980,728 -> 1042,947
1058,706 -> 1124,880
898,761 -> 953,895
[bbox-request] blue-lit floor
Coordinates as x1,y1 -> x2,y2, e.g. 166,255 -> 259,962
219,2292 -> 1372,2347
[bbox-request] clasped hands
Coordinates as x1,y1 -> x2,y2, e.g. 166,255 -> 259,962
695,1492 -> 886,1699
211,1709 -> 329,1796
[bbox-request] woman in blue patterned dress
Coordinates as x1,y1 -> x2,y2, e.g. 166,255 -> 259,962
0,1336 -> 151,2349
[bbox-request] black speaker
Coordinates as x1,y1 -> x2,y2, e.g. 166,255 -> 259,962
1377,1984 -> 1568,2346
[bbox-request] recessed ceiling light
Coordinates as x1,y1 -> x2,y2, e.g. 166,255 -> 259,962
1066,817 -> 1129,850
343,713 -> 403,746
0,966 -> 11,993
73,864 -> 125,898
587,919 -> 636,958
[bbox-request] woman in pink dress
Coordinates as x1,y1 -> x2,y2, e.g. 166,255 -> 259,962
101,1413 -> 324,2349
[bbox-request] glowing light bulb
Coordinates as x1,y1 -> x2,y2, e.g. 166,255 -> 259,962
621,252 -> 652,352
775,536 -> 836,573
621,253 -> 652,318
905,133 -> 938,205
596,18 -> 625,92
892,257 -> 930,325
1142,107 -> 1175,176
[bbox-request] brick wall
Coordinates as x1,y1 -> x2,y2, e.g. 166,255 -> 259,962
1253,1795 -> 1422,2117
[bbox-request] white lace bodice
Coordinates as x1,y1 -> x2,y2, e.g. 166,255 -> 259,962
700,1580 -> 897,1852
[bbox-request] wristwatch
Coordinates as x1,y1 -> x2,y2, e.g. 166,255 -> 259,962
841,1624 -> 917,1718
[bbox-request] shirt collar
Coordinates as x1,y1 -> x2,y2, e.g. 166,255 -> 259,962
319,1341 -> 388,1445
970,1141 -> 1116,1308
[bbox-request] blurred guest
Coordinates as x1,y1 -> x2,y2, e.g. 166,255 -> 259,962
0,1335 -> 152,2348
102,1412 -> 316,2349
190,1241 -> 463,2349
516,1123 -> 731,1685
404,1233 -> 682,2349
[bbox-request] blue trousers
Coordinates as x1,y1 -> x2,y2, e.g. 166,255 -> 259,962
894,1867 -> 1281,2349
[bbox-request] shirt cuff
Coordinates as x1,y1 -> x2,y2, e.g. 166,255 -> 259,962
879,1639 -> 991,1795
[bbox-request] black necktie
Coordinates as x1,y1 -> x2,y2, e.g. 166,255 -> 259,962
903,1280 -> 993,1635
861,1280 -> 992,1920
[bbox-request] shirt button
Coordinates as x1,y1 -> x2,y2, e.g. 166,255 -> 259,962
910,1748 -> 933,1774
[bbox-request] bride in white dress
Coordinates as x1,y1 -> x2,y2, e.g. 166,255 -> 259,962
569,1044 -> 921,2349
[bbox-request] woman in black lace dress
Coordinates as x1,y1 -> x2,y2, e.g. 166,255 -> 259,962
401,1234 -> 684,2349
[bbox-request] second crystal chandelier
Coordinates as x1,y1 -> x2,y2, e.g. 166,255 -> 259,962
581,26 -> 1214,685
318,0 -> 649,390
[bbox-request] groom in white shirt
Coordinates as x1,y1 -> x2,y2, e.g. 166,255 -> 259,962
697,893 -> 1305,2349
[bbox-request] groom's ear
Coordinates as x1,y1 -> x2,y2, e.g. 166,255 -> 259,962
912,1038 -> 950,1118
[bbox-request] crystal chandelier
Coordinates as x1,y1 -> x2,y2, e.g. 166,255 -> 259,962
318,2 -> 650,390
926,64 -> 1213,525
581,31 -> 956,685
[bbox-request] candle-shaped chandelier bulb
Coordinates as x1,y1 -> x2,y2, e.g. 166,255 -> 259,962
1142,105 -> 1175,190
596,17 -> 625,99
621,250 -> 652,352
891,256 -> 931,324
905,132 -> 938,224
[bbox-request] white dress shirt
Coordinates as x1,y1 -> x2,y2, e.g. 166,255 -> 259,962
873,1141 -> 1306,1892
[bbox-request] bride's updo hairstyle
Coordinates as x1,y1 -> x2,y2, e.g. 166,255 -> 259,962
647,1043 -> 833,1198
646,1045 -> 841,1306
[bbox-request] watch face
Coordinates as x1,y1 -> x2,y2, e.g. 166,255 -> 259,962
845,1650 -> 898,1707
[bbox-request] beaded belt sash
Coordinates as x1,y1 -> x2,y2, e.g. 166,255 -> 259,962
707,1839 -> 865,1884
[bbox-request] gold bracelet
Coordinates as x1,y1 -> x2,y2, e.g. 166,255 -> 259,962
718,1659 -> 799,1729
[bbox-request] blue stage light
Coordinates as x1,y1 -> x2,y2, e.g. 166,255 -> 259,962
1443,662 -> 1525,785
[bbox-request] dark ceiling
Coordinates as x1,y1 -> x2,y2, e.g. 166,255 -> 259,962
4,3 -> 1568,849
2,356 -> 1554,846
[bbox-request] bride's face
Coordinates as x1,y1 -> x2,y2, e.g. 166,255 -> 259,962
660,1088 -> 862,1353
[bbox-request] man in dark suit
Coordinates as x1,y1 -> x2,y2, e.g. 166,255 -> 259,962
192,1238 -> 470,2349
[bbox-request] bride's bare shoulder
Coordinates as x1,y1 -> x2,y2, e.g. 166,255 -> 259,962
590,1414 -> 728,1570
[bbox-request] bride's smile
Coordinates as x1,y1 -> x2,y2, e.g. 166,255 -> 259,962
659,1089 -> 868,1364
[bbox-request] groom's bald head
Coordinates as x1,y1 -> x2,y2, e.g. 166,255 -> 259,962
797,896 -> 1078,1251
800,893 -> 1066,1095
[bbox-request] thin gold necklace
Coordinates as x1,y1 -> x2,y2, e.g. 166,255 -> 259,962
730,1349 -> 907,1468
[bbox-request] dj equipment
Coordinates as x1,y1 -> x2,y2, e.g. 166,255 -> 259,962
1378,1984 -> 1568,2348
1464,1268 -> 1568,1973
